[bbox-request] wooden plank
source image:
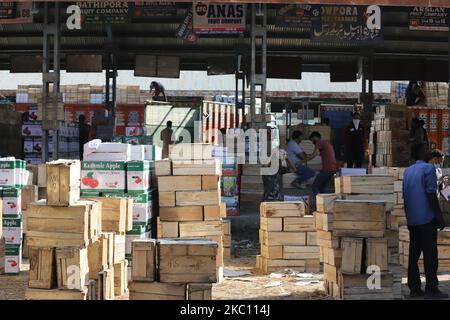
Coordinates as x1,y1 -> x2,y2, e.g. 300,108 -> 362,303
203,204 -> 226,220
323,263 -> 338,283
179,220 -> 223,237
314,212 -> 333,231
157,176 -> 202,192
306,232 -> 317,246
87,237 -> 109,279
132,240 -> 156,282
55,247 -> 89,290
159,191 -> 176,207
175,190 -> 220,206
25,288 -> 88,300
342,193 -> 395,211
260,245 -> 283,259
316,193 -> 338,213
113,234 -> 125,264
222,220 -> 231,235
202,175 -> 219,190
114,261 -> 127,297
129,282 -> 186,300
169,143 -> 214,160
160,206 -> 203,222
172,159 -> 221,176
28,247 -> 56,289
155,160 -> 172,176
341,238 -> 363,275
366,238 -> 388,272
260,217 -> 283,232
187,283 -> 212,300
260,201 -> 306,218
98,267 -> 115,300
126,198 -> 133,232
283,246 -> 319,260
283,216 -> 315,232
323,247 -> 342,267
21,185 -> 38,211
86,197 -> 127,234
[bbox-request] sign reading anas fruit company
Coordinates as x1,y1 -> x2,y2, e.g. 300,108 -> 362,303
192,2 -> 246,34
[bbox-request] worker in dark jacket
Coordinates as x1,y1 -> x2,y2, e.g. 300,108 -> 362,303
343,112 -> 367,168
150,81 -> 167,102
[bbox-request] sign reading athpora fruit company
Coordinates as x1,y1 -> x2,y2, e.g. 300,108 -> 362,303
409,7 -> 448,31
193,2 -> 246,34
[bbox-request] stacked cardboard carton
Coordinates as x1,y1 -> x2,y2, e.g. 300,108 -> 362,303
129,239 -> 217,300
155,143 -> 225,278
36,94 -> 65,124
319,174 -> 402,300
0,158 -> 27,275
256,201 -> 319,273
399,227 -> 450,273
369,104 -> 410,167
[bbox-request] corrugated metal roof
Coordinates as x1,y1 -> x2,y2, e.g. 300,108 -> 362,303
0,70 -> 391,93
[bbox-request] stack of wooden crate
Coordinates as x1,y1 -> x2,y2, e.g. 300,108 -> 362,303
371,167 -> 407,230
129,239 -> 217,300
223,219 -> 231,259
317,196 -> 402,300
36,94 -> 65,123
369,104 -> 410,167
155,144 -> 226,278
24,160 -> 130,300
399,227 -> 450,273
239,164 -> 264,211
256,201 -> 319,273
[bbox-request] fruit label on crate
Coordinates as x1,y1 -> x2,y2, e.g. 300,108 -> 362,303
2,217 -> 23,245
81,161 -> 126,192
2,188 -> 22,216
127,161 -> 150,193
4,244 -> 21,274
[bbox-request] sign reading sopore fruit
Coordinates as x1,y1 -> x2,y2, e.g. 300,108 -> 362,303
193,2 -> 246,34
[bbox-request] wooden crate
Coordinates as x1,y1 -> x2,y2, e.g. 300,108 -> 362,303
159,191 -> 175,207
158,239 -> 217,283
157,218 -> 179,238
175,190 -> 220,206
92,197 -> 127,234
157,175 -> 202,192
260,201 -> 306,218
21,185 -> 38,211
315,212 -> 333,232
261,245 -> 283,259
26,200 -> 99,247
341,238 -> 363,275
87,236 -> 110,279
283,216 -> 315,232
341,175 -> 394,194
155,160 -> 172,176
316,193 -> 339,213
125,198 -> 133,232
366,238 -> 388,272
169,143 -> 214,160
258,255 -> 307,273
46,160 -> 81,206
131,239 -> 156,282
187,283 -> 212,300
333,200 -> 386,238
28,247 -> 56,289
323,247 -> 342,267
316,230 -> 340,248
159,206 -> 203,221
260,230 -> 306,246
129,282 -> 186,300
55,247 -> 89,290
25,287 -> 88,300
202,176 -> 220,190
172,159 -> 221,176
338,272 -> 394,300
260,217 -> 282,232
179,220 -> 223,237
204,203 -> 226,220
114,260 -> 128,296
283,245 -> 319,260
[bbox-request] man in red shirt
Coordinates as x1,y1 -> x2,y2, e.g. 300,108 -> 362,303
308,131 -> 337,195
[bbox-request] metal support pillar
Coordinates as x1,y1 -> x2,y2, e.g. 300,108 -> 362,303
235,36 -> 246,128
42,2 -> 61,162
105,27 -> 117,120
250,3 -> 267,128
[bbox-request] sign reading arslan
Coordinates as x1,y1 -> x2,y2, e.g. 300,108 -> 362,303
193,2 -> 246,34
409,7 -> 448,31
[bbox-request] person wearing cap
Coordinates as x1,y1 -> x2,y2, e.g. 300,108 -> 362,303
343,111 -> 367,168
286,130 -> 315,189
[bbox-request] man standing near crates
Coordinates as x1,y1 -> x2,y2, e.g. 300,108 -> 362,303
403,145 -> 448,299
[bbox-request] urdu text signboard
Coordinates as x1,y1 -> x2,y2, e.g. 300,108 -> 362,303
77,1 -> 131,24
311,5 -> 382,44
193,2 -> 246,34
0,2 -> 33,24
409,7 -> 448,31
133,1 -> 177,19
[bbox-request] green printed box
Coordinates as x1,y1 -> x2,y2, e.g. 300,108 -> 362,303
4,244 -> 22,274
127,161 -> 150,193
81,161 -> 126,192
3,216 -> 23,245
2,188 -> 22,216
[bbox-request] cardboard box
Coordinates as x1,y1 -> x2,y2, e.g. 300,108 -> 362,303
0,159 -> 17,187
2,188 -> 22,216
127,161 -> 150,193
81,161 -> 126,192
144,145 -> 162,161
3,216 -> 23,245
130,145 -> 145,161
4,244 -> 21,274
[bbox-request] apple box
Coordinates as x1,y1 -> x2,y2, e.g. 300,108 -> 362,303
81,161 -> 126,192
3,216 -> 23,245
2,188 -> 22,217
127,161 -> 150,193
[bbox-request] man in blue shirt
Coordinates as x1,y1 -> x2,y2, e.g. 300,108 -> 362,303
286,131 -> 315,189
403,146 -> 447,299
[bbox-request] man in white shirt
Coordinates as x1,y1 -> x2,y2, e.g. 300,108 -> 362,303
286,131 -> 315,189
